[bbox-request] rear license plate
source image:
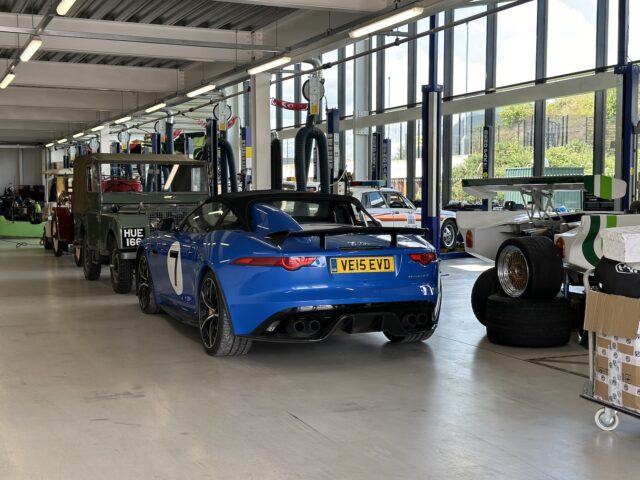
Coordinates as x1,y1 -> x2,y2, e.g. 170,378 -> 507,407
121,227 -> 145,248
329,256 -> 395,274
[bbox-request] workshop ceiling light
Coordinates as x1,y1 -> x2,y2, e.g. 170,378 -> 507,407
20,37 -> 43,62
73,132 -> 84,138
145,102 -> 166,113
45,143 -> 54,148
114,116 -> 132,124
0,73 -> 15,89
186,84 -> 216,98
247,57 -> 291,76
56,0 -> 77,16
349,7 -> 424,38
57,138 -> 67,144
91,125 -> 106,132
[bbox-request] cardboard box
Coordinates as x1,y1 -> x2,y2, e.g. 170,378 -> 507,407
585,291 -> 640,414
601,225 -> 640,264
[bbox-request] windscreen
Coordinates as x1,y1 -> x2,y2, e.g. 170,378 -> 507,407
264,199 -> 377,227
99,163 -> 208,193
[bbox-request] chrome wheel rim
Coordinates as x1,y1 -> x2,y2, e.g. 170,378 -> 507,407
199,277 -> 219,349
74,246 -> 82,263
441,224 -> 455,248
138,255 -> 151,308
497,245 -> 529,297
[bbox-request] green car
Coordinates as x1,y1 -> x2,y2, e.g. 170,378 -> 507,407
72,154 -> 209,294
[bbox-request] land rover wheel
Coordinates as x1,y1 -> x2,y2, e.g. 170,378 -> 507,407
83,239 -> 101,281
110,247 -> 133,294
198,271 -> 252,356
73,245 -> 83,267
495,236 -> 563,299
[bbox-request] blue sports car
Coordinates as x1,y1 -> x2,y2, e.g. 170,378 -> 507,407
135,191 -> 441,356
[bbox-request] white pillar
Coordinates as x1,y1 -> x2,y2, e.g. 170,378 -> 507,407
17,146 -> 23,185
250,72 -> 272,190
354,39 -> 371,180
99,129 -> 111,154
228,84 -> 241,169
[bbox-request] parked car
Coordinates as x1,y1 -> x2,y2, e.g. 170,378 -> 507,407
349,184 -> 459,250
42,168 -> 77,260
72,154 -> 209,294
135,191 -> 441,356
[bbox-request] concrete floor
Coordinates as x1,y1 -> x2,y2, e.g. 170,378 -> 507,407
0,240 -> 639,480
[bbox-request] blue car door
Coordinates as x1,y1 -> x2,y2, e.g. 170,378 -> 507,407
163,201 -> 229,314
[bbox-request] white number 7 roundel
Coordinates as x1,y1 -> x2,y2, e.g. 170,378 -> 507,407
167,241 -> 183,295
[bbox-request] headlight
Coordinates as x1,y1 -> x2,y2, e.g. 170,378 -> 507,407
149,217 -> 161,229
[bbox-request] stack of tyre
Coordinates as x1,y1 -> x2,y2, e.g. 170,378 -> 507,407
471,236 -> 573,347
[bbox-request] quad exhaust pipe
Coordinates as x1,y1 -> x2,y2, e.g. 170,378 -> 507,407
401,313 -> 429,329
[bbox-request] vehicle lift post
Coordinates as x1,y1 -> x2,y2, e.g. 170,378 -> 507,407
421,85 -> 443,252
206,118 -> 219,196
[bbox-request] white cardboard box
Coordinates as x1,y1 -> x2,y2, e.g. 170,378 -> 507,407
600,225 -> 640,264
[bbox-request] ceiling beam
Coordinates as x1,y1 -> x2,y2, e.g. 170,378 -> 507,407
0,87 -> 157,112
0,58 -> 181,92
0,106 -> 105,123
0,13 -> 269,63
221,0 -> 387,12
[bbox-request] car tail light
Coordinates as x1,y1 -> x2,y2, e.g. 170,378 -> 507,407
409,252 -> 437,266
231,256 -> 317,271
465,230 -> 473,248
555,238 -> 565,258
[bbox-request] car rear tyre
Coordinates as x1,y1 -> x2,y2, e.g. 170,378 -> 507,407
440,218 -> 458,250
110,247 -> 133,294
136,253 -> 161,314
198,271 -> 252,356
471,267 -> 502,326
82,239 -> 101,281
43,231 -> 53,250
495,236 -> 563,299
484,294 -> 573,347
73,245 -> 83,267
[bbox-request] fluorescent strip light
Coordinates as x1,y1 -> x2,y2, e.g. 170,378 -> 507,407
186,84 -> 216,98
247,57 -> 291,76
114,116 -> 132,124
45,143 -> 54,148
349,7 -> 424,38
91,125 -> 106,132
57,138 -> 68,144
0,73 -> 15,89
56,0 -> 77,16
73,132 -> 84,139
145,102 -> 166,113
20,37 -> 43,62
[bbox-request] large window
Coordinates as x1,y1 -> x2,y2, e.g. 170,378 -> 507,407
281,75 -> 295,128
385,26 -> 409,108
450,110 -> 484,202
345,44 -> 354,116
545,93 -> 595,175
496,1 -> 536,87
322,50 -> 339,110
386,122 -> 408,194
630,1 -> 640,62
547,0 -> 597,77
495,103 -> 535,178
453,6 -> 486,95
416,14 -> 444,97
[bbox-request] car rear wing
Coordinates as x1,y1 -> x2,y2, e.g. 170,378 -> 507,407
266,226 -> 428,249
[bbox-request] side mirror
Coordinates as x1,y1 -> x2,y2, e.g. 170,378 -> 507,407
159,217 -> 175,232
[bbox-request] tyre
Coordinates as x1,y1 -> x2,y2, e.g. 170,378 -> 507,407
43,232 -> 53,250
52,221 -> 65,257
110,247 -> 133,294
594,407 -> 619,431
495,236 -> 563,299
82,239 -> 101,281
73,245 -> 83,267
198,271 -> 252,356
440,218 -> 458,250
484,294 -> 573,347
136,253 -> 162,314
594,257 -> 640,298
383,329 -> 434,343
471,267 -> 502,326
